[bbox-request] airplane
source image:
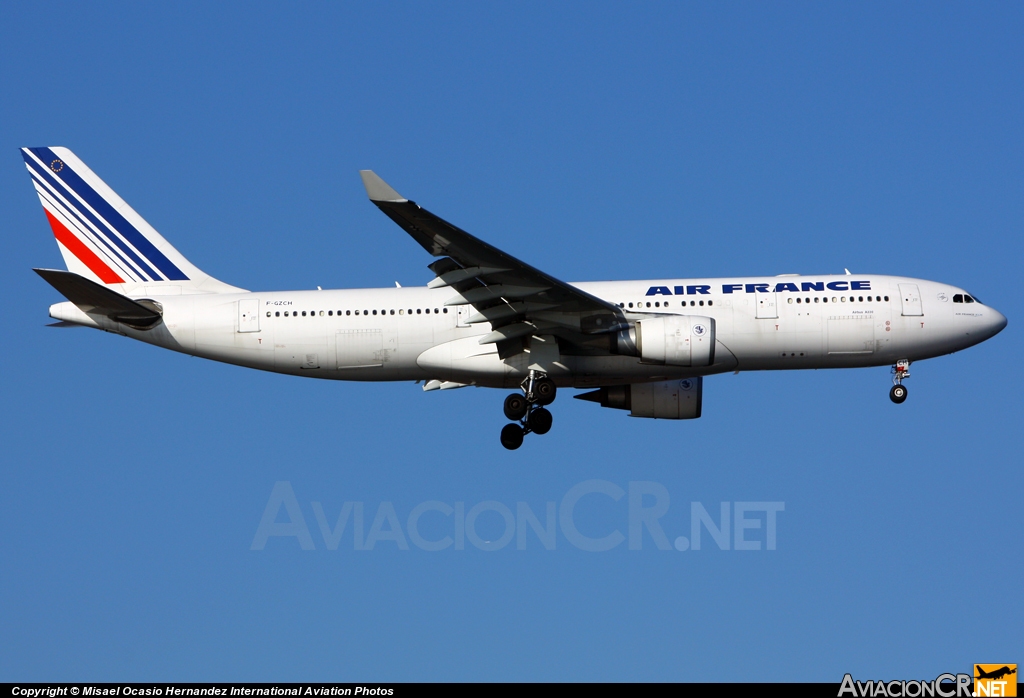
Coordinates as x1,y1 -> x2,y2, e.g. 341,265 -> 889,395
975,666 -> 1016,681
22,146 -> 1007,450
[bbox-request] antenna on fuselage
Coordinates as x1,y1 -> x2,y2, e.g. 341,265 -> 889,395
844,268 -> 852,275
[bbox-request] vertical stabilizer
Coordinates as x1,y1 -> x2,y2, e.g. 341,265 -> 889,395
21,146 -> 243,294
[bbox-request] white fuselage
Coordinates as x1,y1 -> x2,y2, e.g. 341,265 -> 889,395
51,274 -> 1007,390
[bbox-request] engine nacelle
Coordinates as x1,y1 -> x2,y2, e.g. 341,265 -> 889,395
575,377 -> 703,420
618,315 -> 715,366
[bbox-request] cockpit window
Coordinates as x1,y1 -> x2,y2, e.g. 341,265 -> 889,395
953,294 -> 963,303
965,295 -> 975,303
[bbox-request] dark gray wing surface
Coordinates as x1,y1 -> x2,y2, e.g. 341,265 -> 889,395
35,268 -> 162,327
360,171 -> 626,356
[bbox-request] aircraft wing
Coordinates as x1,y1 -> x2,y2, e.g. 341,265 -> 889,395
360,171 -> 627,357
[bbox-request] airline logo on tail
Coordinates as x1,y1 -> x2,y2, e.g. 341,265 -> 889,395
21,146 -> 189,284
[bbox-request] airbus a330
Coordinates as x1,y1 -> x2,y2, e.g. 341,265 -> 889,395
24,147 -> 1007,449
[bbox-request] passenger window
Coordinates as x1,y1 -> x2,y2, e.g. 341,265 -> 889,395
434,308 -> 439,314
628,302 -> 633,308
301,311 -> 307,316
275,311 -> 280,317
417,309 -> 421,314
795,298 -> 800,304
646,302 -> 651,308
328,311 -> 333,316
346,310 -> 351,316
390,309 -> 395,315
320,311 -> 325,316
708,300 -> 713,306
858,296 -> 863,302
266,311 -> 271,317
814,297 -> 819,303
690,300 -> 696,307
884,296 -> 889,301
443,308 -> 448,313
841,297 -> 846,303
699,300 -> 704,306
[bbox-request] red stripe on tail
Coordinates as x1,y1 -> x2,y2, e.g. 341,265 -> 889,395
44,208 -> 125,284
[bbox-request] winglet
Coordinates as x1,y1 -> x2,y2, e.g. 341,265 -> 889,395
359,170 -> 407,202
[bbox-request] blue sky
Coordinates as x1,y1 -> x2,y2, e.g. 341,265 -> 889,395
1,2 -> 1021,682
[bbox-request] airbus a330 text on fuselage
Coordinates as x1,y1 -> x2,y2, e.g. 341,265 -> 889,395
23,147 -> 1007,449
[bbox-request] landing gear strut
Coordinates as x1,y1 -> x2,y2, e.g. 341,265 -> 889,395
890,359 -> 910,404
499,370 -> 557,449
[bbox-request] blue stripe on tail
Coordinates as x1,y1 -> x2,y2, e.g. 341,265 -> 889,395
23,152 -> 162,281
30,171 -> 148,282
24,147 -> 189,281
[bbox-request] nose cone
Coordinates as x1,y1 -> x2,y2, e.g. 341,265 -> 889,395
987,307 -> 1008,337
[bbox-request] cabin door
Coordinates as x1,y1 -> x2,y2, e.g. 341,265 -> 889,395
898,283 -> 923,316
755,291 -> 778,319
238,299 -> 260,332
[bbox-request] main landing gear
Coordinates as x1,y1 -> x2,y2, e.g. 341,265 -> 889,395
500,370 -> 557,450
890,359 -> 910,404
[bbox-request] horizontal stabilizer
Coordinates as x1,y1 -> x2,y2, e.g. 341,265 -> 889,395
35,268 -> 162,327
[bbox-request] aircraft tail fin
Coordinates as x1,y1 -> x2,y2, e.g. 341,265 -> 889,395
21,147 -> 243,294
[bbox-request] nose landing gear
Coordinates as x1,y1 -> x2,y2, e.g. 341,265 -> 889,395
890,359 -> 910,404
499,370 -> 557,449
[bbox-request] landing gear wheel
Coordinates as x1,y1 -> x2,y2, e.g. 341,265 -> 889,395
533,377 -> 557,406
503,393 -> 528,421
890,385 -> 908,404
528,407 -> 553,435
500,423 -> 525,450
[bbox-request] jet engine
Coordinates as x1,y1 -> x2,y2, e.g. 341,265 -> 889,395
615,315 -> 715,367
575,377 -> 703,419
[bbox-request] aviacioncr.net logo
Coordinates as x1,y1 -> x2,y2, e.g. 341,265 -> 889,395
838,673 -> 972,697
